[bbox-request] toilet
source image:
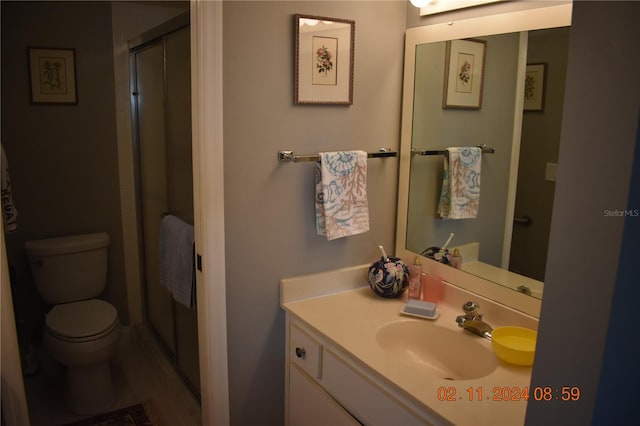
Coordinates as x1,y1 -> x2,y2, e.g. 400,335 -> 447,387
25,232 -> 120,415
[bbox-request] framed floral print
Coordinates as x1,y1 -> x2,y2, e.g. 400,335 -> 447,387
442,39 -> 486,109
294,14 -> 355,105
524,63 -> 546,111
28,47 -> 77,104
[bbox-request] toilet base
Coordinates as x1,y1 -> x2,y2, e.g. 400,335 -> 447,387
67,361 -> 116,415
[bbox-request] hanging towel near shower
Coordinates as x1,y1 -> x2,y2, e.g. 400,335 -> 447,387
1,144 -> 18,233
315,151 -> 369,240
159,215 -> 195,308
438,147 -> 481,219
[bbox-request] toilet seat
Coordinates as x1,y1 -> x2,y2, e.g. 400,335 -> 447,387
46,299 -> 119,343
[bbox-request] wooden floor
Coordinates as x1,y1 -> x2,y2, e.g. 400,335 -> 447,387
23,325 -> 201,426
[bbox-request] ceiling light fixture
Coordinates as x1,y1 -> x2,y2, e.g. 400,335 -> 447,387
410,0 -> 504,16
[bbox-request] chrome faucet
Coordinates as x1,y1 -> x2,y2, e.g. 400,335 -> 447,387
456,301 -> 482,325
456,301 -> 493,339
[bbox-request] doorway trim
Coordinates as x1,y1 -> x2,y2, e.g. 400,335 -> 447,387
1,226 -> 30,426
190,1 -> 230,424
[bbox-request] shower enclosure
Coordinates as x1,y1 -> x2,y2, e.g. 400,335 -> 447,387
130,14 -> 200,398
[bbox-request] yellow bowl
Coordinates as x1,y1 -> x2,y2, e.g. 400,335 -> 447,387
491,326 -> 537,366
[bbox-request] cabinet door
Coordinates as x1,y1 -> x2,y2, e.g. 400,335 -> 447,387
322,350 -> 431,425
289,364 -> 360,426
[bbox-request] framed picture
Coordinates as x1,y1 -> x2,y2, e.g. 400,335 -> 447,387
294,14 -> 355,105
524,63 -> 546,112
442,39 -> 486,109
28,47 -> 77,104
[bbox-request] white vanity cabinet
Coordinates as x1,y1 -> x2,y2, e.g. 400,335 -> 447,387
285,317 -> 435,426
289,364 -> 360,426
281,265 -> 536,426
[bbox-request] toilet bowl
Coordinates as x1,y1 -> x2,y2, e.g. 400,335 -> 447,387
25,233 -> 121,415
43,299 -> 120,415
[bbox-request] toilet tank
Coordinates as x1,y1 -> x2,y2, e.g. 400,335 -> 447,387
25,233 -> 110,305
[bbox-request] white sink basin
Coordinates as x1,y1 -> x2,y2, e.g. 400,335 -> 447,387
375,320 -> 498,380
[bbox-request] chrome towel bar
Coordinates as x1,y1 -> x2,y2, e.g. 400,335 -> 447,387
411,144 -> 495,156
278,148 -> 397,163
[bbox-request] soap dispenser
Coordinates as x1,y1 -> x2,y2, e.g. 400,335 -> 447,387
408,256 -> 423,300
450,248 -> 462,269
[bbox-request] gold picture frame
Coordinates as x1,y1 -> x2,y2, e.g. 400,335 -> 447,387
524,63 -> 547,112
28,47 -> 77,104
294,14 -> 355,105
443,39 -> 486,109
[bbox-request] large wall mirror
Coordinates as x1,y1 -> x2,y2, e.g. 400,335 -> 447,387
396,4 -> 572,317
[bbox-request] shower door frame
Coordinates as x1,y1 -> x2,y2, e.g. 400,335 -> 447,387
129,12 -> 200,399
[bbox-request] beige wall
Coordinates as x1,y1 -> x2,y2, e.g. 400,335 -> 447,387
223,1 -> 406,423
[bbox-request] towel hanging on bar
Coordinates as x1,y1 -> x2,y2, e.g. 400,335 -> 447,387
438,147 -> 482,219
315,151 -> 370,240
159,215 -> 195,308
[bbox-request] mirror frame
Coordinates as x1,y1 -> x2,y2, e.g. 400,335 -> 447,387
395,3 -> 572,318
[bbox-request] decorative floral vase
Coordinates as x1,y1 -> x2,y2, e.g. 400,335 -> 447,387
367,257 -> 409,298
422,246 -> 450,265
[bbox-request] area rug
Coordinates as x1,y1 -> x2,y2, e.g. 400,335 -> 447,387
63,403 -> 152,426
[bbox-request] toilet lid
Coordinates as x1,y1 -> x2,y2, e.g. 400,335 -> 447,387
46,299 -> 118,339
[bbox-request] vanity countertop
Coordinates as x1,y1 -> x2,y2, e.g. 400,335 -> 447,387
281,264 -> 537,426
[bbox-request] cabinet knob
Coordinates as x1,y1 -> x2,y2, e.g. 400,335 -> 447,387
295,347 -> 306,359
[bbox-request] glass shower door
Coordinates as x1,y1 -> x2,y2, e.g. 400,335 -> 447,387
132,24 -> 200,397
